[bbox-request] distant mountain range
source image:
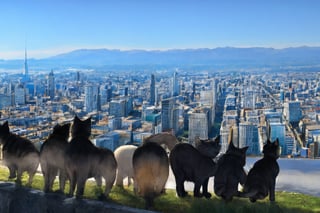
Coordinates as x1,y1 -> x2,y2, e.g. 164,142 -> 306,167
1,46 -> 320,71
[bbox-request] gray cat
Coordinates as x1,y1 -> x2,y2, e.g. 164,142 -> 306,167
40,123 -> 70,193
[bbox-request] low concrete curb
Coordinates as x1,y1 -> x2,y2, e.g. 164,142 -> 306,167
0,181 -> 156,213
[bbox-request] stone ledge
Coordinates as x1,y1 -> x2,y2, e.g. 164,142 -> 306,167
0,181 -> 155,213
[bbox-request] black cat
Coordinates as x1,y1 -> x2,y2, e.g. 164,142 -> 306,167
0,121 -> 39,186
214,135 -> 248,201
240,138 -> 280,202
170,136 -> 221,198
64,116 -> 117,199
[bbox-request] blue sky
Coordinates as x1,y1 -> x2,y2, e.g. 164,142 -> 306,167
0,0 -> 320,59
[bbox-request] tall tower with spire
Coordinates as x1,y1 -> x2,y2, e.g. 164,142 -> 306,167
23,47 -> 29,81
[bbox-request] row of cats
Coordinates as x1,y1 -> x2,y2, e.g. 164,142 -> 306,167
0,116 -> 280,209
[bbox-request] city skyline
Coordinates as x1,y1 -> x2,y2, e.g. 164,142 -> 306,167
1,0 -> 320,59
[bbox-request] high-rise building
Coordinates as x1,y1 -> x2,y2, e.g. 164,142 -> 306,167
76,71 -> 81,82
269,122 -> 286,155
0,94 -> 11,109
107,87 -> 113,102
200,90 -> 214,106
47,70 -> 55,100
99,85 -> 108,106
84,84 -> 99,112
239,122 -> 260,155
14,83 -> 26,105
191,81 -> 196,102
284,101 -> 302,125
188,108 -> 209,144
109,99 -> 127,117
150,74 -> 155,105
161,97 -> 179,134
242,87 -> 256,109
200,88 -> 216,128
172,71 -> 179,97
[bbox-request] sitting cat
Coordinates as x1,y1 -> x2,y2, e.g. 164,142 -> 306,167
240,138 -> 280,202
170,135 -> 221,198
214,132 -> 248,201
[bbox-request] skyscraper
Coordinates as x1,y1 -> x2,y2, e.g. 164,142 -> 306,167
269,122 -> 286,155
84,84 -> 99,112
191,81 -> 196,102
109,99 -> 126,117
188,108 -> 209,144
100,85 -> 108,106
172,71 -> 179,97
284,101 -> 302,125
239,122 -> 260,155
150,74 -> 155,105
14,83 -> 26,105
161,97 -> 179,134
242,87 -> 256,109
47,70 -> 55,100
24,47 -> 29,81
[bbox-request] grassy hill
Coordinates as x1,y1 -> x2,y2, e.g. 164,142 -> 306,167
0,167 -> 319,213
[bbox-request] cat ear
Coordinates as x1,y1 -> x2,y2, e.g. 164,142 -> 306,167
2,121 -> 9,132
274,138 -> 279,146
267,139 -> 271,144
242,146 -> 249,152
74,115 -> 80,122
229,141 -> 236,149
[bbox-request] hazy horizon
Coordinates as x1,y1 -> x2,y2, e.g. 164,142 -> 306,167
3,45 -> 320,61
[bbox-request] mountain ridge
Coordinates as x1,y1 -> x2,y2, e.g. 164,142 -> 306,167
1,46 -> 320,70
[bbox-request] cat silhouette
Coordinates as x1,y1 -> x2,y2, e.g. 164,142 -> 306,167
214,130 -> 248,201
240,138 -> 280,202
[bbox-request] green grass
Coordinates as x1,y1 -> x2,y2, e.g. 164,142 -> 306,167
0,167 -> 319,213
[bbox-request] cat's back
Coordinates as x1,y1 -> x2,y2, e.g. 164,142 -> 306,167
218,154 -> 242,170
4,134 -> 38,155
251,157 -> 279,175
67,137 -> 95,154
